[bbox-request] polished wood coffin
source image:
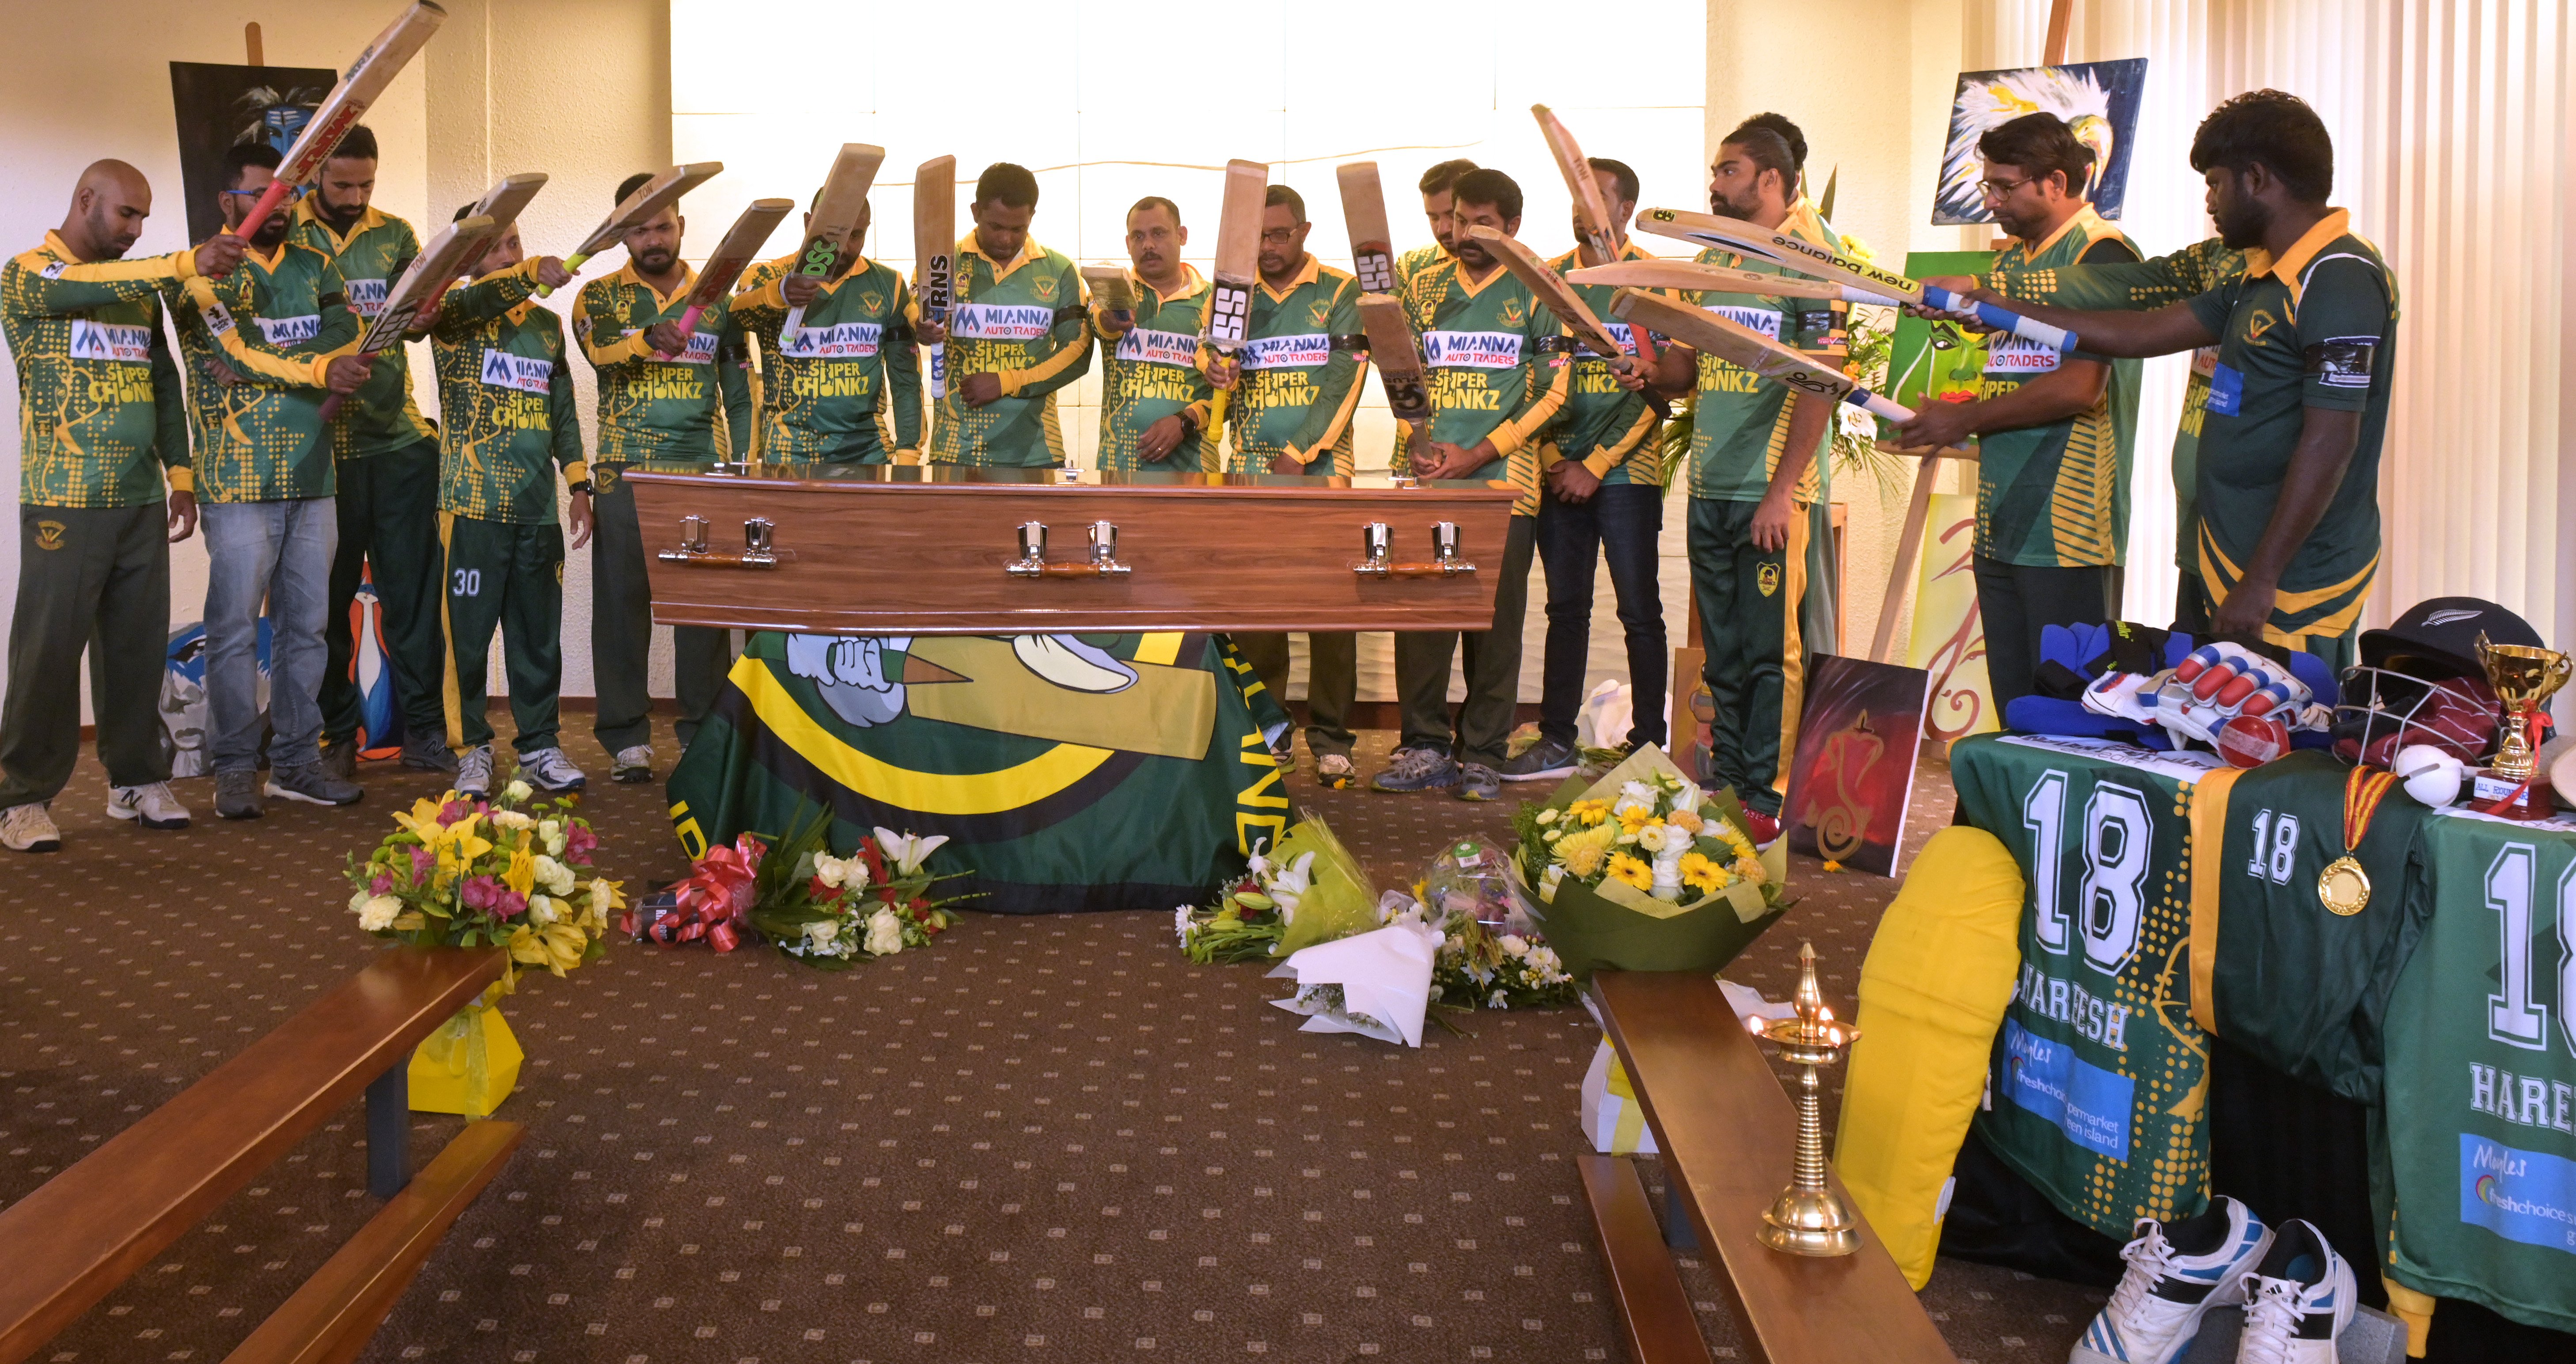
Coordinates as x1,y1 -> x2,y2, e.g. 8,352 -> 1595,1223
621,463 -> 1519,634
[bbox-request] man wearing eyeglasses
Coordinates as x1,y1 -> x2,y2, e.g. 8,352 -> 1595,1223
1893,112 -> 2141,711
1089,196 -> 1218,471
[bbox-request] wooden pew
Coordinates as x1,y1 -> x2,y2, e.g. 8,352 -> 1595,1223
1588,970 -> 1959,1364
0,947 -> 523,1364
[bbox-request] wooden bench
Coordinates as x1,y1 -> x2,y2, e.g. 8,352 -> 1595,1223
1587,970 -> 1959,1364
0,946 -> 523,1364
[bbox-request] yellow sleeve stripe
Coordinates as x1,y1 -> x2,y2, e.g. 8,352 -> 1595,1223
999,314 -> 1095,397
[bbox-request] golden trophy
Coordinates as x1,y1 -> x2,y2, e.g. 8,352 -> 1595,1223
2474,634 -> 2572,821
1745,942 -> 1862,1256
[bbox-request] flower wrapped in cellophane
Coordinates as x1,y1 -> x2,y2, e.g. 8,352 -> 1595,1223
1174,815 -> 1376,964
1510,744 -> 1788,978
742,803 -> 974,969
343,781 -> 620,989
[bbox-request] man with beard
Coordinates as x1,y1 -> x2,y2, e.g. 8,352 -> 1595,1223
1216,184 -> 1365,786
575,172 -> 754,780
1368,169 -> 1568,802
1391,159 -> 1476,475
1639,119 -> 1837,843
1921,91 -> 2389,671
731,193 -> 920,463
168,141 -> 374,820
917,163 -> 1092,466
289,124 -> 452,778
0,161 -> 242,851
1891,113 -> 2140,710
1089,196 -> 1217,471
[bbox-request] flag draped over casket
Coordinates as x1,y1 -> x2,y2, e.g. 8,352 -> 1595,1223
667,631 -> 1293,914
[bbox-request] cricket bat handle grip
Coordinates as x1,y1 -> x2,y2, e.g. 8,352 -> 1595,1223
536,252 -> 591,299
1922,286 -> 2075,352
319,391 -> 349,421
781,305 -> 808,337
1843,389 -> 1915,423
215,181 -> 298,272
657,305 -> 708,360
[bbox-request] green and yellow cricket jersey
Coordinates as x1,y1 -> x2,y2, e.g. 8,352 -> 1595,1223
166,240 -> 358,503
1541,241 -> 1661,486
1683,216 -> 1843,506
3,232 -> 195,508
290,199 -> 439,459
1986,237 -> 2246,573
2179,210 -> 2396,650
1089,265 -> 1219,473
1388,242 -> 1452,469
574,261 -> 750,466
429,259 -> 586,523
928,235 -> 1091,467
1972,206 -> 2142,568
1231,255 -> 1363,476
734,254 -> 921,464
1400,253 -> 1571,517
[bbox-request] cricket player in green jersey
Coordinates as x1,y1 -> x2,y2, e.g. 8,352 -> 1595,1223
0,161 -> 242,852
1504,156 -> 1667,783
1894,114 -> 2142,712
427,216 -> 592,801
1088,195 -> 1218,472
732,193 -> 921,463
1369,169 -> 1569,803
1979,236 -> 2246,635
167,143 -> 375,821
1641,120 -> 1837,838
1389,159 -> 1477,475
1932,91 -> 2395,672
917,164 -> 1091,467
288,125 -> 454,778
576,174 -> 756,782
1214,185 -> 1366,787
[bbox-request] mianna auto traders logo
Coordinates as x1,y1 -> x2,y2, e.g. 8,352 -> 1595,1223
34,520 -> 67,551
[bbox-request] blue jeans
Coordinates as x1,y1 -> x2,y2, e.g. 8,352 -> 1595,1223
202,497 -> 337,773
1534,481 -> 1667,749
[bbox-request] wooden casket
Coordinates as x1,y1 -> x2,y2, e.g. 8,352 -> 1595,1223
621,463 -> 1518,634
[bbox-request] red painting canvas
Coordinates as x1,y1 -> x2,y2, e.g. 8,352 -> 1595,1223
1781,653 -> 1933,877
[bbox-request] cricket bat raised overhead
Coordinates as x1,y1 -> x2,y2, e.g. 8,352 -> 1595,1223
1356,293 -> 1430,427
1199,159 -> 1270,439
1462,225 -> 1637,371
464,172 -> 549,233
779,143 -> 887,337
224,0 -> 447,264
1567,257 -> 1870,302
1078,265 -> 1138,316
1336,162 -> 1398,293
1531,105 -> 1619,268
541,161 -> 722,296
1609,288 -> 1913,421
914,155 -> 958,401
663,197 -> 794,354
318,212 -> 496,419
1635,207 -> 2076,352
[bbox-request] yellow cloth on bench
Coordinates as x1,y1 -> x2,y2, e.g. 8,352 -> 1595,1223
409,984 -> 523,1119
1832,825 -> 2026,1290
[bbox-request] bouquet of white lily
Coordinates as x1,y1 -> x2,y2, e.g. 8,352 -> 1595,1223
1267,916 -> 1442,1046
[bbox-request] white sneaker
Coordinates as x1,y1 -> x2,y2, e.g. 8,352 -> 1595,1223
517,746 -> 587,792
2235,1220 -> 2354,1364
2072,1195 -> 2273,1364
108,782 -> 192,829
612,744 -> 655,783
455,745 -> 495,799
2,802 -> 61,852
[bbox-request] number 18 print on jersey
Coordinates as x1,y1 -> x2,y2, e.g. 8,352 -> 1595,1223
1953,734 -> 2222,1239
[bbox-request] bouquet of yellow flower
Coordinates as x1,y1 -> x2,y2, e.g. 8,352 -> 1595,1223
1509,744 -> 1787,978
343,781 -> 621,988
1174,815 -> 1377,965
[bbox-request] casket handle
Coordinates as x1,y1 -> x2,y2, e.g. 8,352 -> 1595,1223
1353,521 -> 1476,576
657,515 -> 797,568
1006,520 -> 1133,578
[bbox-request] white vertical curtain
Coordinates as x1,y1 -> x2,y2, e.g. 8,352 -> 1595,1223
1966,0 -> 2574,648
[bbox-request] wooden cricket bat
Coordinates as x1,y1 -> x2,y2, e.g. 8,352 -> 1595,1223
1567,257 -> 1861,301
664,197 -> 793,352
1532,104 -> 1619,268
1079,265 -> 1137,314
541,161 -> 722,296
914,155 -> 957,401
224,0 -> 447,261
1608,288 -> 1914,421
1463,225 -> 1631,366
1198,159 -> 1270,440
779,143 -> 887,337
463,172 -> 549,234
318,212 -> 495,419
1635,206 -> 2076,352
1335,162 -> 1398,293
1356,293 -> 1430,427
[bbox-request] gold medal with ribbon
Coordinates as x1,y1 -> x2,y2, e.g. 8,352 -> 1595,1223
2319,765 -> 2398,917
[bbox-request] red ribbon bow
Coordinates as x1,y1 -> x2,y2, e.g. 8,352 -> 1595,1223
628,834 -> 766,951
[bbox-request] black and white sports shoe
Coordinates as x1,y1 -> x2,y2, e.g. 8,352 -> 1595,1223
2235,1219 -> 2353,1364
2072,1195 -> 2273,1364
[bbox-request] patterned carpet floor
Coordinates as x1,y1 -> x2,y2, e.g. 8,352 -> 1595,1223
3,719 -> 2104,1363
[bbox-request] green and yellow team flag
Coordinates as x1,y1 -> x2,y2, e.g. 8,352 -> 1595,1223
667,631 -> 1292,913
